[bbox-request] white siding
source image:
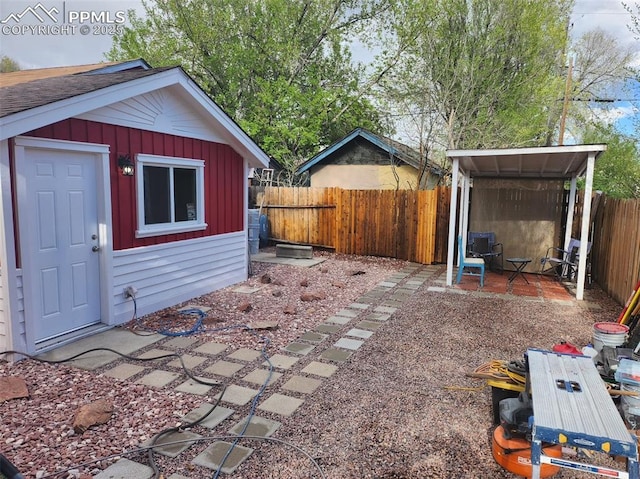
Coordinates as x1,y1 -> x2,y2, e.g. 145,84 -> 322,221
112,232 -> 248,324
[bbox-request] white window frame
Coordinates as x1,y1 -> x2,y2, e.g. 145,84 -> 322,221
135,153 -> 207,238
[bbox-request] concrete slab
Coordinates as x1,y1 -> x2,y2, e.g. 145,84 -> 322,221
301,361 -> 338,378
356,320 -> 383,331
321,348 -> 353,362
258,393 -> 304,417
263,354 -> 299,370
298,331 -> 328,343
193,342 -> 228,356
167,354 -> 207,370
164,336 -> 200,349
334,338 -> 364,351
192,441 -> 254,474
93,458 -> 153,479
37,328 -> 163,370
281,375 -> 323,394
135,348 -> 175,361
229,415 -> 281,437
346,328 -> 373,339
250,252 -> 326,267
348,302 -> 370,310
242,368 -> 282,386
175,376 -> 220,395
214,384 -> 259,406
102,363 -> 147,380
374,306 -> 397,314
182,404 -> 235,429
282,342 -> 315,355
315,323 -> 343,334
227,348 -> 262,362
232,285 -> 264,294
144,430 -> 201,457
135,370 -> 180,388
326,315 -> 351,325
204,360 -> 245,377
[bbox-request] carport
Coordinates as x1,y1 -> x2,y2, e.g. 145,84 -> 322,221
445,144 -> 607,300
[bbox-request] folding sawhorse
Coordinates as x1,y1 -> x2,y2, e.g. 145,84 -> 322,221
527,349 -> 639,479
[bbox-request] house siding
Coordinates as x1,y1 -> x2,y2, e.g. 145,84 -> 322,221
25,118 -> 245,250
112,232 -> 247,324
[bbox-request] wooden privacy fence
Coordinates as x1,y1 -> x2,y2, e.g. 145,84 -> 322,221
591,197 -> 640,305
256,187 -> 450,264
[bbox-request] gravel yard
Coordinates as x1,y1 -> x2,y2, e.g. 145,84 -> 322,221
0,250 -> 627,479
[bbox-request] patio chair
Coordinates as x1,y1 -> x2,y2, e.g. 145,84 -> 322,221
456,235 -> 485,287
540,238 -> 592,283
467,231 -> 503,273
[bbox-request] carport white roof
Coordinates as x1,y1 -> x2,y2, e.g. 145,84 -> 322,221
446,144 -> 607,178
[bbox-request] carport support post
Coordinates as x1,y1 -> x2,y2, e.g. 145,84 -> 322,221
576,152 -> 596,301
446,158 -> 460,286
564,177 -> 577,253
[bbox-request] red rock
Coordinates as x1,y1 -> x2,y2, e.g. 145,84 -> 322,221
72,399 -> 113,434
300,291 -> 327,302
0,376 -> 29,402
300,279 -> 309,287
283,305 -> 297,314
237,302 -> 252,312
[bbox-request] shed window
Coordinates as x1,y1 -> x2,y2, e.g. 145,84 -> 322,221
135,154 -> 207,237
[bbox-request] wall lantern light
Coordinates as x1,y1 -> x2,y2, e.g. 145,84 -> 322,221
118,154 -> 134,176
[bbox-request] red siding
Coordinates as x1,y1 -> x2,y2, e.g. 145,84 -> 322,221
25,118 -> 245,250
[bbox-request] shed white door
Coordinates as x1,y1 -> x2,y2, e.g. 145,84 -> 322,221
22,148 -> 102,342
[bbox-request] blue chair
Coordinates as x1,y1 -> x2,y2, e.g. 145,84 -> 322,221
456,235 -> 485,287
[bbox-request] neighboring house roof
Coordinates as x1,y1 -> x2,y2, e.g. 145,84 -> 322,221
297,127 -> 444,176
0,59 -> 270,168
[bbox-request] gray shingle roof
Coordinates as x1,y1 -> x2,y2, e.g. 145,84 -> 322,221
0,67 -> 174,118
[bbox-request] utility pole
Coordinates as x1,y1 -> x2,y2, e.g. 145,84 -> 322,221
558,56 -> 573,146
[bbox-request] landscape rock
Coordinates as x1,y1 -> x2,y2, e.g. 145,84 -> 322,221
0,376 -> 29,402
260,274 -> 272,284
72,399 -> 113,434
283,304 -> 297,315
300,291 -> 327,302
237,302 -> 253,313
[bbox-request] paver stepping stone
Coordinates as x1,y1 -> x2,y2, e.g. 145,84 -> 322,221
315,324 -> 342,334
164,336 -> 200,349
299,331 -> 328,343
356,320 -> 383,331
94,458 -> 153,479
263,354 -> 299,370
103,363 -> 147,380
374,305 -> 397,314
205,360 -> 245,377
258,393 -> 304,416
136,370 -> 180,388
348,303 -> 370,310
193,342 -> 228,355
282,375 -> 322,394
326,315 -> 351,325
214,384 -> 259,406
228,348 -> 262,361
175,376 -> 220,395
283,342 -> 315,355
377,281 -> 397,288
167,354 -> 207,369
335,308 -> 359,318
136,348 -> 175,361
346,328 -> 373,339
167,474 -> 191,479
301,361 -> 338,378
192,441 -> 254,474
182,404 -> 235,429
229,415 -> 281,437
144,430 -> 201,457
367,313 -> 391,322
334,338 -> 364,351
178,304 -> 212,313
232,285 -> 264,294
427,286 -> 446,292
321,348 -> 352,362
242,368 -> 282,386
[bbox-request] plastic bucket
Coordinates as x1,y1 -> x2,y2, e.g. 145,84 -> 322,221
592,322 -> 628,352
621,382 -> 640,412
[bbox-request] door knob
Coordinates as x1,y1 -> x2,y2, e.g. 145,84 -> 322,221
92,245 -> 100,252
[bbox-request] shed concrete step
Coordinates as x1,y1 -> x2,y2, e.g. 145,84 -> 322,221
275,244 -> 313,259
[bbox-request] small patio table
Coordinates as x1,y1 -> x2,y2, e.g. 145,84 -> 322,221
506,258 -> 531,284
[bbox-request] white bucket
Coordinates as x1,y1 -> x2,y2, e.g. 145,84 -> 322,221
592,322 -> 628,352
622,382 -> 640,415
